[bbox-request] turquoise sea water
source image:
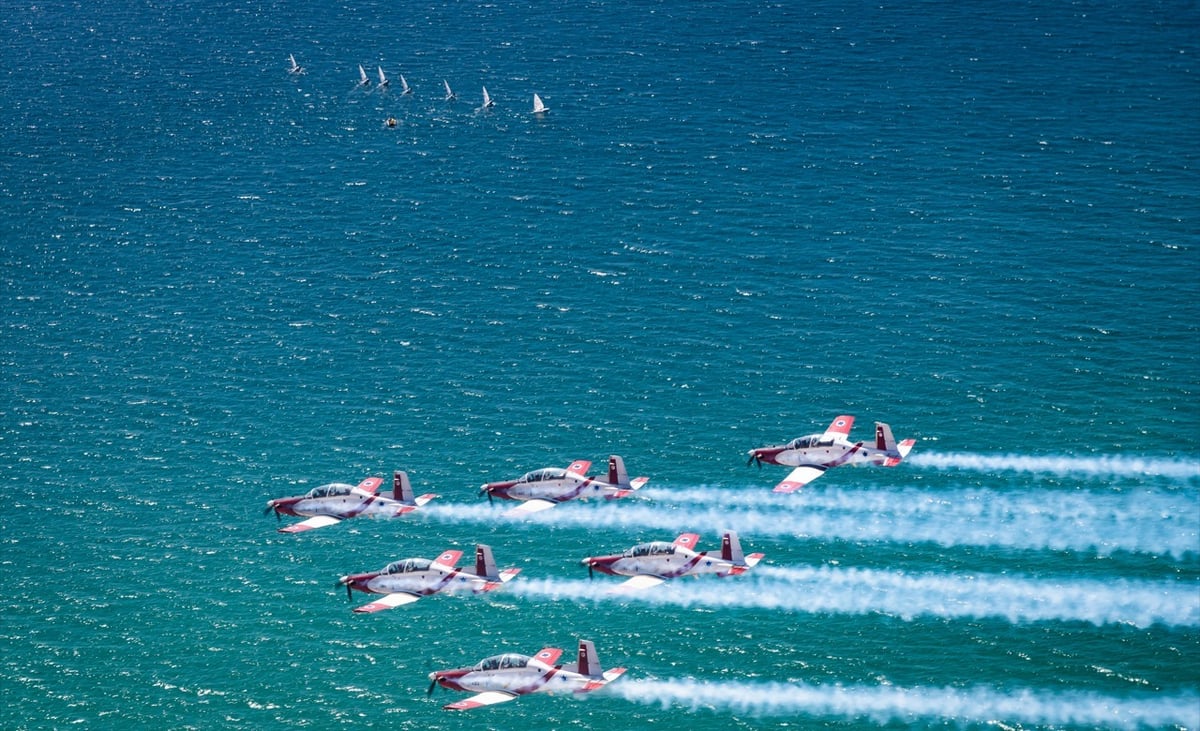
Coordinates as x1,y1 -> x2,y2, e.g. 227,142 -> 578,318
2,1 -> 1198,729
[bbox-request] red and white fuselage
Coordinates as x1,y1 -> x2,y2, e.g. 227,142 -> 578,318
337,545 -> 520,612
479,455 -> 649,516
748,415 -> 916,492
429,639 -> 625,710
582,531 -> 764,591
266,472 -> 437,533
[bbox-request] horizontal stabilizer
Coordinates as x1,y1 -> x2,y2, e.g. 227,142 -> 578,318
279,515 -> 342,533
444,690 -> 518,711
628,476 -> 650,490
353,592 -> 421,613
580,667 -> 627,692
414,493 -> 438,506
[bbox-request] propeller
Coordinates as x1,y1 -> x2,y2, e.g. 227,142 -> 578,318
479,485 -> 493,505
587,562 -> 594,580
427,676 -> 439,696
263,503 -> 276,517
747,452 -> 763,469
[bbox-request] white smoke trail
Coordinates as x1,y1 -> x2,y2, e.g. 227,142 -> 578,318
610,679 -> 1200,729
510,566 -> 1199,628
907,452 -> 1200,481
426,484 -> 1200,559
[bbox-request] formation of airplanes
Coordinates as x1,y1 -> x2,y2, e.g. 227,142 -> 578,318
747,414 -> 916,492
265,415 -> 915,710
287,54 -> 549,114
428,639 -> 625,710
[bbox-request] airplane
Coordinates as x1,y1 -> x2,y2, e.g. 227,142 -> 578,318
428,638 -> 625,710
747,414 -> 916,492
356,64 -> 371,88
581,531 -> 764,591
287,54 -> 304,75
336,544 -> 520,612
376,65 -> 390,89
265,471 -> 437,533
481,86 -> 495,109
479,456 -> 649,516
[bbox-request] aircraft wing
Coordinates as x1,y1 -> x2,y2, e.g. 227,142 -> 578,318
566,460 -> 592,478
822,415 -> 855,441
356,477 -> 384,494
530,647 -> 564,670
504,499 -> 558,517
279,515 -> 342,533
772,465 -> 827,493
444,690 -> 518,711
352,592 -> 422,613
610,574 -> 668,593
580,667 -> 627,692
432,550 -> 463,571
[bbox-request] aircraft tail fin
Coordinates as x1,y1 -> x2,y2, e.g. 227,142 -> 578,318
607,455 -> 629,486
875,422 -> 898,452
576,639 -> 603,678
475,544 -> 499,580
721,531 -> 745,564
393,471 -> 414,502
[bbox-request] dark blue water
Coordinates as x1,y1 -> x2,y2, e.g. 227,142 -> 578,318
2,1 -> 1197,728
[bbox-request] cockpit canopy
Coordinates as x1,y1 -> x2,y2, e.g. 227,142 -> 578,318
305,483 -> 355,499
383,558 -> 432,575
473,653 -> 531,672
786,434 -> 833,450
518,467 -> 567,483
623,541 -> 677,558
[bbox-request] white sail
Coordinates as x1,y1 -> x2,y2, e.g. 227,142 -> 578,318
482,85 -> 494,108
532,93 -> 548,114
358,64 -> 370,86
377,66 -> 389,87
443,79 -> 455,100
400,74 -> 412,95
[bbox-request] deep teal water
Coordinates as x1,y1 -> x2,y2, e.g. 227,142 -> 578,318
2,1 -> 1198,729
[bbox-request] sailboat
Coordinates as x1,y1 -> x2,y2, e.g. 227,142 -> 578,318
481,86 -> 495,109
531,93 -> 549,114
377,66 -> 390,88
287,54 -> 304,75
357,64 -> 371,88
443,79 -> 456,101
399,74 -> 412,95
